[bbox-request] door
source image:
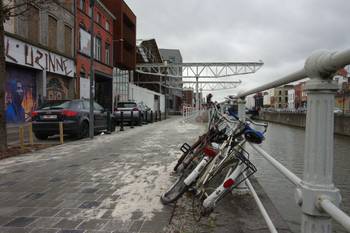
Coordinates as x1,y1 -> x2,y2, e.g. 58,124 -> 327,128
94,102 -> 107,129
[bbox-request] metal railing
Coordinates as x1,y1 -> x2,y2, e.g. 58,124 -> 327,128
234,49 -> 350,233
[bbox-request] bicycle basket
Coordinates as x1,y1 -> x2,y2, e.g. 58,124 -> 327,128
230,147 -> 257,188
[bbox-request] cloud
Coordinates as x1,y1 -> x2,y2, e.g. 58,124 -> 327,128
125,0 -> 350,100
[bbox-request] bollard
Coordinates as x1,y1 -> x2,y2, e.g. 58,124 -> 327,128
138,110 -> 142,126
28,123 -> 34,145
159,111 -> 162,121
19,126 -> 24,150
145,111 -> 148,124
155,111 -> 158,122
130,110 -> 134,128
59,122 -> 64,144
150,111 -> 153,123
107,111 -> 112,133
120,111 -> 124,131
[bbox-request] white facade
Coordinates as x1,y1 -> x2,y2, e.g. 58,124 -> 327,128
288,89 -> 295,109
246,95 -> 255,109
129,84 -> 165,112
263,89 -> 274,107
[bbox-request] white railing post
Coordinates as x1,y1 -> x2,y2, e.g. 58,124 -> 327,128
299,50 -> 342,233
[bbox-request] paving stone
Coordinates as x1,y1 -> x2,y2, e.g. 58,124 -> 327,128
0,207 -> 21,217
55,209 -> 83,218
56,200 -> 82,209
5,217 -> 37,227
33,208 -> 61,217
77,219 -> 108,230
53,218 -> 84,229
128,220 -> 144,232
102,220 -> 132,232
11,208 -> 39,217
81,188 -> 98,193
79,201 -> 101,209
0,227 -> 33,233
57,230 -> 84,233
0,216 -> 14,226
27,217 -> 61,228
30,228 -> 59,233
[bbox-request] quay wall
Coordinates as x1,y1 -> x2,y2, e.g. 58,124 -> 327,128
258,111 -> 350,136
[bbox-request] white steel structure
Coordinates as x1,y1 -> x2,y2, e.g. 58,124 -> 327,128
136,61 -> 264,110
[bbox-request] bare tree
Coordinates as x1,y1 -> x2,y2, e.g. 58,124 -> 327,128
0,0 -> 57,151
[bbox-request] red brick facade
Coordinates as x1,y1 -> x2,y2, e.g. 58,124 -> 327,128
101,0 -> 136,70
75,0 -> 115,109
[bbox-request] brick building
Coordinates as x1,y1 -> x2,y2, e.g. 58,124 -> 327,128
101,0 -> 137,105
4,1 -> 75,124
76,0 -> 116,110
182,88 -> 194,107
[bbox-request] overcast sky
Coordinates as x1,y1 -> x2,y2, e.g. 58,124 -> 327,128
124,0 -> 350,100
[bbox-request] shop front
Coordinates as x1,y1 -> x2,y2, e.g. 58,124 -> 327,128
4,35 -> 75,124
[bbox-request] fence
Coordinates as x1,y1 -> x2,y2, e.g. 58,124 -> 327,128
234,49 -> 350,233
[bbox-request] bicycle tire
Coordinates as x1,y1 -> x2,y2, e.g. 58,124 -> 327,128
161,173 -> 190,204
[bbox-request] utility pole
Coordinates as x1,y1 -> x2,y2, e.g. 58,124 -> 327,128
89,0 -> 95,139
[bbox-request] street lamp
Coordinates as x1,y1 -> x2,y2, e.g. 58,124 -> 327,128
89,0 -> 95,139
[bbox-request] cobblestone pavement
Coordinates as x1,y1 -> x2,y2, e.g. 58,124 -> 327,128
0,117 -> 291,233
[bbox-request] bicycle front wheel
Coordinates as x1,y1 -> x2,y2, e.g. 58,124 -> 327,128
161,173 -> 190,204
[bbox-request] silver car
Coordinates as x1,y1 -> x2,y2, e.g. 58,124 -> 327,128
114,101 -> 142,125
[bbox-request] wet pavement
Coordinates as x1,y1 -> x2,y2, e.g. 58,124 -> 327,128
0,117 -> 291,233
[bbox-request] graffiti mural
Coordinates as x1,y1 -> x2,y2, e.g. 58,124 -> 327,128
47,77 -> 69,100
5,67 -> 37,123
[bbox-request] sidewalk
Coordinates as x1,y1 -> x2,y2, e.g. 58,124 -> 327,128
0,117 -> 291,233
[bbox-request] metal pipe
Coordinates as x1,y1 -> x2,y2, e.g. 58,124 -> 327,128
249,143 -> 302,186
236,48 -> 350,99
89,1 -> 95,139
319,198 -> 350,232
246,178 -> 278,233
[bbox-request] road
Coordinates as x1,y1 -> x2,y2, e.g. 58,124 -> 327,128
0,117 -> 291,233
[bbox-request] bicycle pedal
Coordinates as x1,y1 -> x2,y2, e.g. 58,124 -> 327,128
180,143 -> 192,154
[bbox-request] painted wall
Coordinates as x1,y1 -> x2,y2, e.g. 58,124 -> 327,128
129,84 -> 165,112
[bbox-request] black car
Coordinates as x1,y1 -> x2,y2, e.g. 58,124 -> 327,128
31,99 -> 115,139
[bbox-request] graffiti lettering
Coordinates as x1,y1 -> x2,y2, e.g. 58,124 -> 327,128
5,39 -> 17,63
5,35 -> 74,77
35,50 -> 44,70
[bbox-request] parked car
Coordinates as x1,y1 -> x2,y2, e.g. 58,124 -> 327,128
114,101 -> 142,125
31,99 -> 115,139
334,107 -> 343,114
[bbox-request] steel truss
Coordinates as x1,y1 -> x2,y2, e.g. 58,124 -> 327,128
136,62 -> 263,79
135,61 -> 263,109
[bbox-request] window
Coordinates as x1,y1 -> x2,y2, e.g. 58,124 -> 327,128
27,5 -> 39,42
48,16 -> 57,49
80,0 -> 85,10
94,37 -> 102,61
79,28 -> 91,56
88,5 -> 92,17
105,21 -> 110,31
64,25 -> 72,56
285,90 -> 288,95
285,97 -> 288,102
97,12 -> 101,24
105,43 -> 110,65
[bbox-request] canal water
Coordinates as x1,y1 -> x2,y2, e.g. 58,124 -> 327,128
248,122 -> 350,233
